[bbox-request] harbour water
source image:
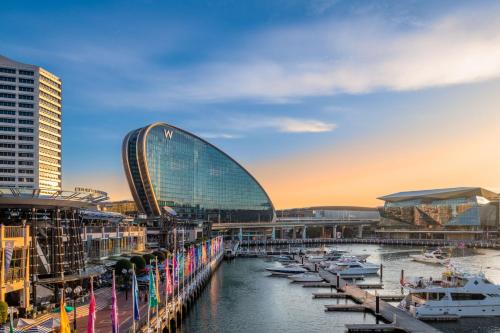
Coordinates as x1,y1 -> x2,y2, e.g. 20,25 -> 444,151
181,244 -> 500,333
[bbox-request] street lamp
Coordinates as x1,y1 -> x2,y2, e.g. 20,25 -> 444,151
122,268 -> 134,300
65,285 -> 82,332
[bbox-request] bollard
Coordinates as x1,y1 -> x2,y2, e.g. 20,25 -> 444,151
375,294 -> 380,314
336,273 -> 340,290
400,269 -> 405,294
380,264 -> 383,281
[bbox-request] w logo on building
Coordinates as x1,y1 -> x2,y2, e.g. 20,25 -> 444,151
164,129 -> 173,140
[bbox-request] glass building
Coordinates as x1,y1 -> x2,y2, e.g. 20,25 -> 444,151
377,187 -> 499,240
122,122 -> 275,222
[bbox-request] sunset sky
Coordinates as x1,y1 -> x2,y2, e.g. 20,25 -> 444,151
2,0 -> 500,208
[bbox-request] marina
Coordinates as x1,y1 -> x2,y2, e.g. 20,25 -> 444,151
182,244 -> 500,333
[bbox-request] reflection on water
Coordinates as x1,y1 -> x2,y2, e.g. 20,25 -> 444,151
181,245 -> 500,333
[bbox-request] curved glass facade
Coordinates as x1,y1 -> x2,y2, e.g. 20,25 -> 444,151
123,122 -> 275,222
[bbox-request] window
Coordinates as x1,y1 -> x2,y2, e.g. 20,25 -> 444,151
18,128 -> 34,133
0,101 -> 15,107
0,143 -> 15,148
0,127 -> 15,132
18,161 -> 33,166
18,177 -> 34,183
18,78 -> 34,84
18,152 -> 33,157
0,77 -> 16,83
451,293 -> 486,301
18,103 -> 33,109
0,110 -> 15,115
18,111 -> 33,117
0,85 -> 15,91
18,169 -> 34,174
0,177 -> 15,182
18,86 -> 34,92
0,169 -> 15,173
18,119 -> 33,125
18,144 -> 33,149
18,136 -> 33,141
0,152 -> 15,157
0,118 -> 15,124
0,93 -> 15,99
18,70 -> 34,76
0,135 -> 15,140
0,160 -> 15,165
0,68 -> 15,74
18,95 -> 34,100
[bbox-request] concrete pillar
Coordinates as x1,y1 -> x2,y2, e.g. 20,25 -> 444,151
333,225 -> 337,239
302,226 -> 307,240
292,227 -> 296,239
271,227 -> 276,240
321,226 -> 325,238
238,227 -> 243,242
358,225 -> 364,238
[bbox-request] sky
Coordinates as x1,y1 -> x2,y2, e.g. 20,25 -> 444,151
2,0 -> 500,208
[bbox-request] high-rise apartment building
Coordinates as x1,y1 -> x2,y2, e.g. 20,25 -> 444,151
0,55 -> 62,191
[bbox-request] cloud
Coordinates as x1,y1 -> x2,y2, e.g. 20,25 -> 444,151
200,133 -> 242,139
225,116 -> 337,133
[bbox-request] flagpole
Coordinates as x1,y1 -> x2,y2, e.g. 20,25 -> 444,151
147,268 -> 151,333
132,264 -> 136,333
165,256 -> 169,329
156,257 -> 160,333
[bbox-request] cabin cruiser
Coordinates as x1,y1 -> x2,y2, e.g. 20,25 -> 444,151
399,269 -> 500,318
288,272 -> 324,283
319,255 -> 370,268
266,264 -> 307,276
410,248 -> 450,265
327,261 -> 379,276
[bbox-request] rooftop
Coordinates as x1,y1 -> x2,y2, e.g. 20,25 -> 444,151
378,187 -> 500,202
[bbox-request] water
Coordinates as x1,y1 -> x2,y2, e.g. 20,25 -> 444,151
181,245 -> 500,333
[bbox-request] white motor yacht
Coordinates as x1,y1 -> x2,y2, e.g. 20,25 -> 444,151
266,265 -> 307,276
399,269 -> 500,319
327,261 -> 380,276
410,248 -> 450,265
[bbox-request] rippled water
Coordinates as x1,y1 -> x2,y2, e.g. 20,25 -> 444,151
181,245 -> 500,333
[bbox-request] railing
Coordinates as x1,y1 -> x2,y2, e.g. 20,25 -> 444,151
3,226 -> 25,238
134,237 -> 224,333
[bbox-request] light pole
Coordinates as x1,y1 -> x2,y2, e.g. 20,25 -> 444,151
122,268 -> 134,300
65,285 -> 82,332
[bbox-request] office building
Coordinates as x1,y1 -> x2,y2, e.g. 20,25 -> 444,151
0,55 -> 62,191
123,122 -> 275,222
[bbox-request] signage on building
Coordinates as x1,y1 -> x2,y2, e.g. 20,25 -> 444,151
164,129 -> 173,140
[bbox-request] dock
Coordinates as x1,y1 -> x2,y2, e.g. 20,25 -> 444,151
297,256 -> 442,333
313,292 -> 404,302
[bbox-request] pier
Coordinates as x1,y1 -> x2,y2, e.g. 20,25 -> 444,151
298,256 -> 442,333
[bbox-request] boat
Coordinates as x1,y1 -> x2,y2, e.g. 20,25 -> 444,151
327,261 -> 380,276
399,269 -> 500,318
410,248 -> 450,265
288,272 -> 324,283
319,255 -> 370,268
265,265 -> 307,276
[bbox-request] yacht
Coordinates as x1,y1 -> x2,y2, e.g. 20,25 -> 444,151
399,269 -> 500,318
327,261 -> 379,276
320,255 -> 370,268
266,265 -> 307,276
288,272 -> 324,283
410,248 -> 450,265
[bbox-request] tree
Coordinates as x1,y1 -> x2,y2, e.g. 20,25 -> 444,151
130,256 -> 146,271
0,301 -> 8,324
115,259 -> 132,275
152,251 -> 165,262
142,253 -> 155,265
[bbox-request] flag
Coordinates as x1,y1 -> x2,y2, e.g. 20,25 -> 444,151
9,307 -> 14,333
4,240 -> 14,281
132,269 -> 140,321
148,267 -> 158,308
111,271 -> 119,333
155,259 -> 160,302
60,292 -> 71,333
165,258 -> 172,295
87,277 -> 96,333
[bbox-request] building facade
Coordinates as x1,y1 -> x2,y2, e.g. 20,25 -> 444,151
123,122 -> 275,222
0,55 -> 62,192
377,187 -> 500,240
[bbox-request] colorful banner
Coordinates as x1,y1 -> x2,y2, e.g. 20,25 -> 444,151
111,271 -> 119,333
87,277 -> 96,333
